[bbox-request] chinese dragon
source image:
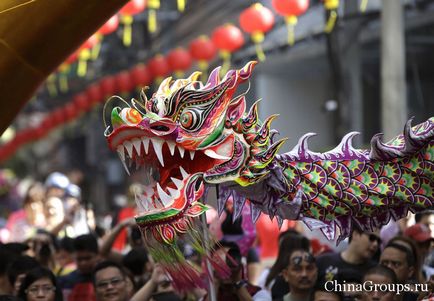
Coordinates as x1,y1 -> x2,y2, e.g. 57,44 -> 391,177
103,61 -> 434,290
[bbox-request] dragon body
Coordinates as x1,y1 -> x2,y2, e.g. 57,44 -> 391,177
103,61 -> 434,289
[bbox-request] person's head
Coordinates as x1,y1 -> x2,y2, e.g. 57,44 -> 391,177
44,172 -> 69,198
388,236 -> 423,282
55,237 -> 75,267
212,241 -> 244,284
380,242 -> 415,283
415,211 -> 433,233
73,234 -> 99,275
362,265 -> 397,301
265,231 -> 310,287
404,223 -> 433,260
313,281 -> 343,301
93,261 -> 132,301
348,227 -> 381,261
122,247 -> 152,286
7,255 -> 40,295
17,267 -> 62,301
282,249 -> 317,295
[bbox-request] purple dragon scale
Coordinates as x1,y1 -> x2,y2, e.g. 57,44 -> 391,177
103,61 -> 434,290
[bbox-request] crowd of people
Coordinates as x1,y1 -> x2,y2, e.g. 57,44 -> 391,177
0,170 -> 433,301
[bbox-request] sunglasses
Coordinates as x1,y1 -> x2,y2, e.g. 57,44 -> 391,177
290,253 -> 315,266
367,233 -> 382,244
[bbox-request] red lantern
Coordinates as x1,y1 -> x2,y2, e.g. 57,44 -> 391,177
189,35 -> 217,71
86,83 -> 103,106
116,71 -> 134,94
98,15 -> 119,36
211,24 -> 244,73
130,64 -> 153,88
64,102 -> 79,121
240,3 -> 275,61
52,108 -> 66,127
271,0 -> 309,45
119,0 -> 147,46
148,55 -> 171,83
167,48 -> 192,77
73,92 -> 91,112
100,76 -> 117,96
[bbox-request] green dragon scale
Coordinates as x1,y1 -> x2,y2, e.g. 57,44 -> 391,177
104,61 -> 434,289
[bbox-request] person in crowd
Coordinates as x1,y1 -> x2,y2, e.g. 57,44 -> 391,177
0,247 -> 18,295
361,265 -> 397,301
54,237 -> 76,277
57,234 -> 100,301
93,261 -> 133,301
380,240 -> 419,301
404,223 -> 434,279
17,266 -> 63,301
259,231 -> 310,299
44,172 -> 69,200
206,241 -> 270,301
276,248 -> 317,301
26,230 -> 58,271
5,182 -> 46,242
312,281 -> 343,301
415,211 -> 434,234
7,255 -> 40,296
316,226 -> 380,283
122,247 -> 153,288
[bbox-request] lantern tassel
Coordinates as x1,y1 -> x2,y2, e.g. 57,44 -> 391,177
47,74 -> 58,97
77,49 -> 90,77
252,32 -> 265,62
177,0 -> 186,12
58,64 -> 70,93
121,15 -> 133,47
91,34 -> 103,60
285,16 -> 298,46
220,51 -> 231,76
325,10 -> 338,34
148,9 -> 157,33
198,60 -> 208,79
174,70 -> 185,78
360,0 -> 368,12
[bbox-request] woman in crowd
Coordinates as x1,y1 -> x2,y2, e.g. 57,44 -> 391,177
17,267 -> 63,301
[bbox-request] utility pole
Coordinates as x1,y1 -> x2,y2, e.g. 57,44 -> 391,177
381,0 -> 407,140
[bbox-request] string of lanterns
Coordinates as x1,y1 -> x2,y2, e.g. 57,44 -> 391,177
1,0 -> 363,163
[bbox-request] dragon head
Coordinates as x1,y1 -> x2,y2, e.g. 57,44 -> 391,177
104,61 -> 285,270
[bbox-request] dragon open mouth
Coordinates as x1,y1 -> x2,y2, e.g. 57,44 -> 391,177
110,129 -> 231,220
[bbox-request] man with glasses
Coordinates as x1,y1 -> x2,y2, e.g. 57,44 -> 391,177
316,227 -> 380,298
93,261 -> 132,301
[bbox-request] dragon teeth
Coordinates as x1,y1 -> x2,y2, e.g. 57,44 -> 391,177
167,187 -> 180,198
117,145 -> 130,176
178,145 -> 185,158
132,138 -> 142,155
124,141 -> 134,158
179,166 -> 189,179
189,150 -> 195,160
157,183 -> 171,206
142,137 -> 150,154
171,177 -> 183,189
167,141 -> 176,156
152,138 -> 165,167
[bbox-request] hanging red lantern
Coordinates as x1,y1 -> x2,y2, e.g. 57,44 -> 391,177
167,48 -> 192,78
119,0 -> 147,46
85,83 -> 103,106
130,64 -> 153,88
189,35 -> 217,72
73,92 -> 91,112
239,3 -> 275,61
116,71 -> 134,94
148,55 -> 171,83
271,0 -> 309,45
211,24 -> 244,73
100,76 -> 117,96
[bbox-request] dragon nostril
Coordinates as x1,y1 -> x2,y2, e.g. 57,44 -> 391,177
150,125 -> 170,131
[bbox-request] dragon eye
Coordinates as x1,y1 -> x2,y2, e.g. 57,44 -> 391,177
181,111 -> 194,128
